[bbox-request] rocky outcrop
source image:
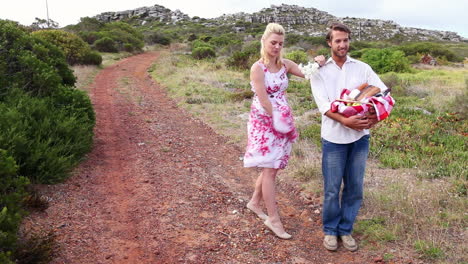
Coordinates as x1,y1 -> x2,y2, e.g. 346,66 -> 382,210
94,4 -> 189,24
92,4 -> 465,42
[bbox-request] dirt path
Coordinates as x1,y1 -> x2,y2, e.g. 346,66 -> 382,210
23,52 -> 372,263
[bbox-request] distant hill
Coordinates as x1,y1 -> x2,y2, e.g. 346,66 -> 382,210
93,4 -> 464,42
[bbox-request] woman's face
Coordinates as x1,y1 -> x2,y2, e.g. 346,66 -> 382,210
263,33 -> 284,58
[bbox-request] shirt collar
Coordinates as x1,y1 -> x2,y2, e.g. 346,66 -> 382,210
325,55 -> 356,66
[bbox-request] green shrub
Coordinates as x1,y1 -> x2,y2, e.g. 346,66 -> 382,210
123,43 -> 134,52
146,32 -> 171,45
208,34 -> 240,47
84,22 -> 144,53
285,50 -> 309,64
192,46 -> 216,59
303,36 -> 328,46
0,149 -> 29,261
0,20 -> 95,263
78,31 -> 104,45
361,48 -> 411,74
0,19 -> 95,182
397,42 -> 463,62
81,50 -> 102,65
65,17 -> 104,34
0,88 -> 94,183
101,22 -> 144,52
316,47 -> 330,57
32,29 -> 101,65
226,41 -> 260,69
187,33 -> 197,42
94,37 -> 118,52
192,39 -> 214,49
0,20 -> 76,98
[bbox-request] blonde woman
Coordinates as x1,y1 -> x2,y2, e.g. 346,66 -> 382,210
244,23 -> 304,239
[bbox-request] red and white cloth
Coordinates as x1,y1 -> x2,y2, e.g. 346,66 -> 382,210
330,89 -> 395,121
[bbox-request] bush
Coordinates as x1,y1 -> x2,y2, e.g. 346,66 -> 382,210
94,37 -> 118,52
78,31 -> 102,45
65,17 -> 104,34
123,43 -> 134,52
146,32 -> 171,45
191,39 -> 214,50
0,20 -> 76,98
226,41 -> 260,69
80,22 -> 144,53
361,48 -> 411,74
209,34 -> 240,47
100,22 -> 144,52
192,46 -> 216,59
81,50 -> 102,65
285,50 -> 309,64
32,30 -> 101,65
0,88 -> 94,183
0,19 -> 95,181
397,42 -> 464,62
316,47 -> 330,57
0,20 -> 95,263
0,149 -> 29,260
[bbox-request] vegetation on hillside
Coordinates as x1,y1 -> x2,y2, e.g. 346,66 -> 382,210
66,18 -> 144,53
32,29 -> 102,65
0,20 -> 95,262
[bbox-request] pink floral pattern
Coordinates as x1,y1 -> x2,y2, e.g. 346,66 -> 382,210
243,61 -> 298,169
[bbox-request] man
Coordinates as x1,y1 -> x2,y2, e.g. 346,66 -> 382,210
310,23 -> 388,251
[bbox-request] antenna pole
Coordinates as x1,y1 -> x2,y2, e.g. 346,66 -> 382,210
46,0 -> 50,28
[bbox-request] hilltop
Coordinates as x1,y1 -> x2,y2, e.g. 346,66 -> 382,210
93,4 -> 464,42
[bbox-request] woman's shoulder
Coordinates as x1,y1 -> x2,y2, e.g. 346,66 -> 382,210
281,59 -> 297,71
251,60 -> 266,72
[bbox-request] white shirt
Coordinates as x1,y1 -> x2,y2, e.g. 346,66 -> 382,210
310,56 -> 388,144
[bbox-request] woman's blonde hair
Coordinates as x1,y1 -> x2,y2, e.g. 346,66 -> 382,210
260,23 -> 285,68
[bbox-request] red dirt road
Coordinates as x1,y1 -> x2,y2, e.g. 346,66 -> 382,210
23,52 -> 371,263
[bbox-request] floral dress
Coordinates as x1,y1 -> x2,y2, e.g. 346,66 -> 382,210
243,61 -> 298,169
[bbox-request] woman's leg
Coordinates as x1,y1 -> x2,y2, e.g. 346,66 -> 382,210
247,172 -> 267,219
249,171 -> 263,205
262,168 -> 290,238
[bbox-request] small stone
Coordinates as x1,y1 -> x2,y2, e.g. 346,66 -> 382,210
314,209 -> 321,214
232,210 -> 239,214
374,256 -> 383,262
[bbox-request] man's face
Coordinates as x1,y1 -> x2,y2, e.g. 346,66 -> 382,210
327,30 -> 349,59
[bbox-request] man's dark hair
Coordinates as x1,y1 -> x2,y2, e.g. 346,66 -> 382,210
326,22 -> 352,41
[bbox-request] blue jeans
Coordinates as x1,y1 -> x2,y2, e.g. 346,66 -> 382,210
321,135 -> 370,236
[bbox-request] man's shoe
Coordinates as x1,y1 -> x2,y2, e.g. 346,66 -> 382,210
340,235 -> 358,251
323,235 -> 338,251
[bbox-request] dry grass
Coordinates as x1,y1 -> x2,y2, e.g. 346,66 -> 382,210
72,65 -> 100,91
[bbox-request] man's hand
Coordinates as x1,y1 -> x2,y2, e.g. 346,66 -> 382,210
314,55 -> 326,67
365,106 -> 378,129
342,115 -> 370,131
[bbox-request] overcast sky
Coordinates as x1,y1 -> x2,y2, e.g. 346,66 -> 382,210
1,0 -> 466,38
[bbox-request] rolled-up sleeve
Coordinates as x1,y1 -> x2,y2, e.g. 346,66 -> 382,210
310,73 -> 331,115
